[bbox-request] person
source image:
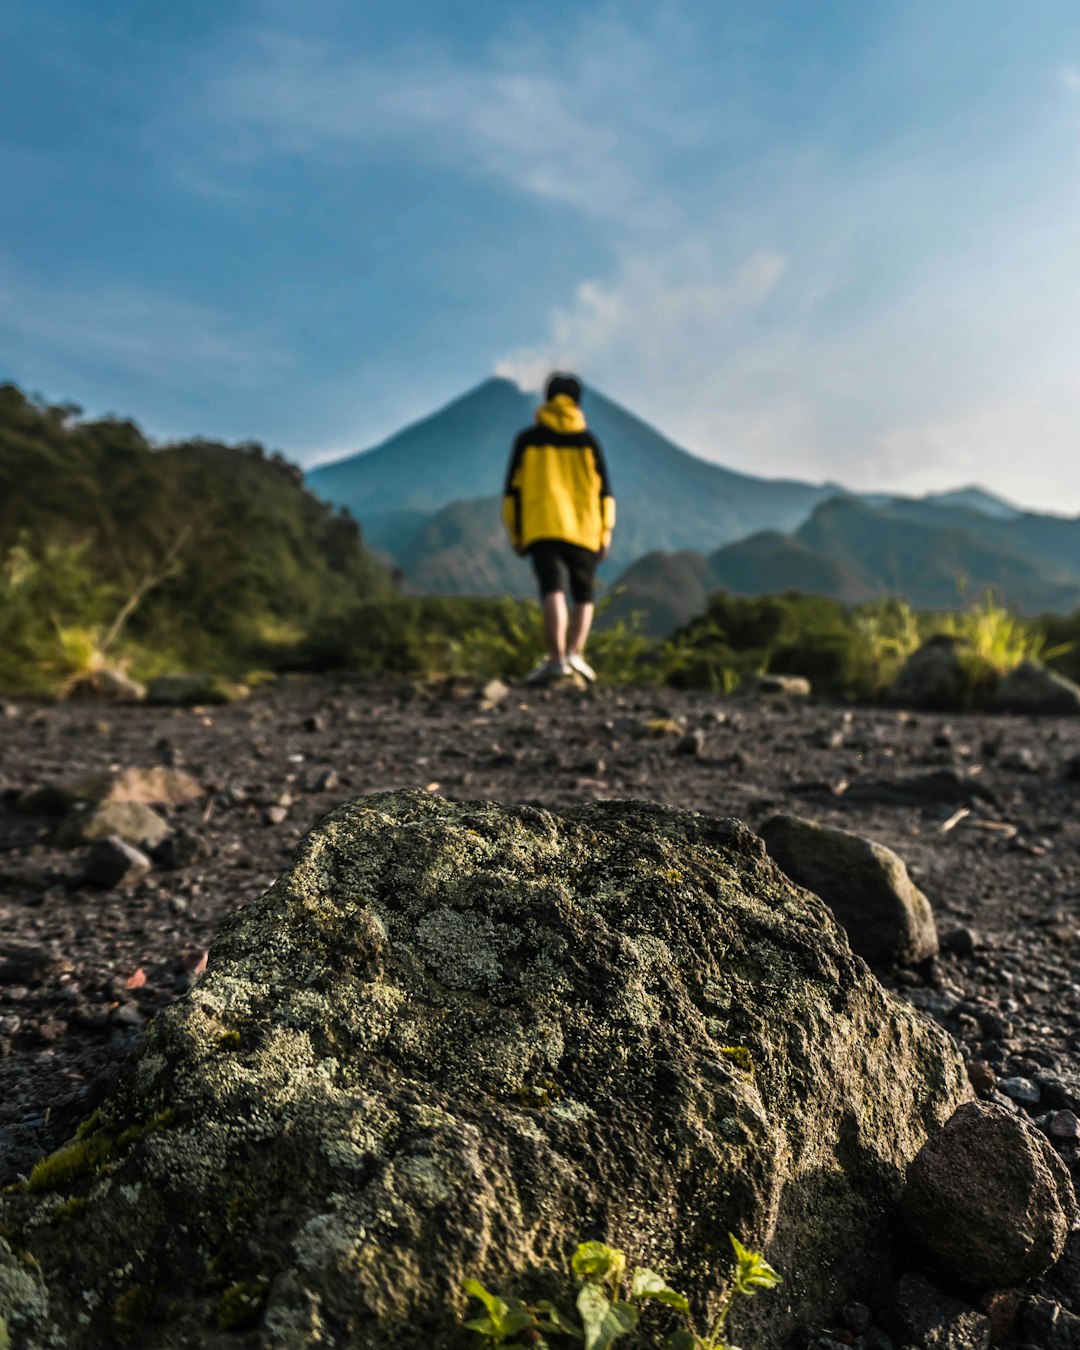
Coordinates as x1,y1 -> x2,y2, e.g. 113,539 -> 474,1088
502,373 -> 615,683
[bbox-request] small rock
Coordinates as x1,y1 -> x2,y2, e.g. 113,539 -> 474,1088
892,1271 -> 991,1349
146,673 -> 250,705
759,814 -> 938,967
675,729 -> 705,757
1049,1110 -> 1080,1142
993,661 -> 1080,715
999,1076 -> 1041,1107
56,800 -> 171,851
841,1301 -> 872,1334
966,1061 -> 995,1097
151,828 -> 209,870
903,1100 -> 1077,1287
264,805 -> 288,826
941,927 -> 977,957
310,768 -> 340,793
82,837 -> 152,889
891,635 -> 968,710
1016,1296 -> 1080,1350
303,714 -> 325,733
478,679 -> 510,709
747,673 -> 811,697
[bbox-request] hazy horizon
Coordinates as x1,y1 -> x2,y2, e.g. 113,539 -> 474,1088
4,2 -> 1080,512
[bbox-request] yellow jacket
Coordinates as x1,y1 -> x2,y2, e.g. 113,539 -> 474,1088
502,395 -> 616,553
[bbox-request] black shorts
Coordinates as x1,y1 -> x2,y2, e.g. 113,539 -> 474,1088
529,539 -> 600,604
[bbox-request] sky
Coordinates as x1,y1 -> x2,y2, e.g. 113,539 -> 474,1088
3,0 -> 1080,511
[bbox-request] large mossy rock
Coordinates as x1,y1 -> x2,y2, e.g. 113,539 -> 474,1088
0,792 -> 970,1349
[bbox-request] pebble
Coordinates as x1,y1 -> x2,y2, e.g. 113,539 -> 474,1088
82,836 -> 152,889
1049,1110 -> 1080,1142
675,730 -> 705,757
966,1061 -> 996,1096
999,1076 -> 1041,1107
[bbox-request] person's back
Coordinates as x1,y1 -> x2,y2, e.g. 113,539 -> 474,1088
502,373 -> 615,683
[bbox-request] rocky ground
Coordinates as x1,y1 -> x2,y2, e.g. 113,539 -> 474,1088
3,676 -> 1080,1345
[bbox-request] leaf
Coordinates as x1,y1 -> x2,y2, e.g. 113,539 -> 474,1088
577,1285 -> 638,1350
502,1305 -> 535,1337
464,1278 -> 508,1323
631,1267 -> 691,1315
535,1300 -> 584,1338
728,1234 -> 782,1295
664,1334 -> 699,1350
572,1241 -> 627,1291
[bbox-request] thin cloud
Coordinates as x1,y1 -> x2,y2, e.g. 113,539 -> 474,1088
187,29 -> 643,216
0,257 -> 291,392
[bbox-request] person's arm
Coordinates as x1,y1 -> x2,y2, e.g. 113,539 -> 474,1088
591,436 -> 616,558
502,434 -> 526,554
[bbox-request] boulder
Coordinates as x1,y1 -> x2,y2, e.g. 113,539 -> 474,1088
758,814 -> 938,966
82,837 -> 152,889
0,792 -> 970,1350
55,801 -> 171,851
902,1100 -> 1077,1288
891,635 -> 968,709
992,660 -> 1080,715
146,674 -> 249,705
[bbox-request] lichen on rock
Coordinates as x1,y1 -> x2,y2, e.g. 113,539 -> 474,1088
0,791 -> 970,1348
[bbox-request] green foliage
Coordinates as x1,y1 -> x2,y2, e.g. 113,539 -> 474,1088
0,383 -> 393,694
463,1234 -> 780,1350
938,588 -> 1068,694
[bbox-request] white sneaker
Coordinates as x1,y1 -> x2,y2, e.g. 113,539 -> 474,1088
567,653 -> 597,682
524,659 -> 573,684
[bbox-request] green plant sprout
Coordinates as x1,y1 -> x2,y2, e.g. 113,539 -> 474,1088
463,1232 -> 781,1350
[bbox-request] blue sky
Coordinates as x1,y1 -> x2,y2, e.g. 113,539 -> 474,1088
3,0 -> 1080,509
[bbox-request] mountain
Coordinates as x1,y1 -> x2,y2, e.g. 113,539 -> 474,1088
307,377 -> 843,579
611,496 -> 1080,634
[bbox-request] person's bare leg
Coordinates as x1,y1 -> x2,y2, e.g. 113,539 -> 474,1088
567,601 -> 595,657
543,590 -> 568,663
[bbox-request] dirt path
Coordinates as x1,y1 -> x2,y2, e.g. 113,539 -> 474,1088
3,676 -> 1079,1203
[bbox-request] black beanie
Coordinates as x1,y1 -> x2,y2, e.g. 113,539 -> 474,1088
545,372 -> 582,403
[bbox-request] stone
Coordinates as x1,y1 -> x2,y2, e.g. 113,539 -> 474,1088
478,679 -> 511,709
675,729 -> 706,756
82,837 -> 152,889
146,673 -> 249,705
0,791 -> 971,1350
891,1272 -> 991,1349
902,1100 -> 1077,1288
19,768 -> 203,817
1016,1297 -> 1080,1350
966,1061 -> 995,1097
87,666 -> 147,702
149,827 -> 209,871
1049,1110 -> 1080,1143
309,768 -> 340,793
758,814 -> 938,967
748,674 -> 812,697
842,767 -> 996,809
55,801 -> 171,851
992,661 -> 1080,715
999,1076 -> 1040,1107
891,635 -> 968,710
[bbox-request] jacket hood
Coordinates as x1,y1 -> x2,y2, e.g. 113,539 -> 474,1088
535,393 -> 586,434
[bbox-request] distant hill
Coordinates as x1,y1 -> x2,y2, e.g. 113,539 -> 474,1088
611,496 -> 1080,634
307,377 -> 843,578
0,383 -> 395,672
